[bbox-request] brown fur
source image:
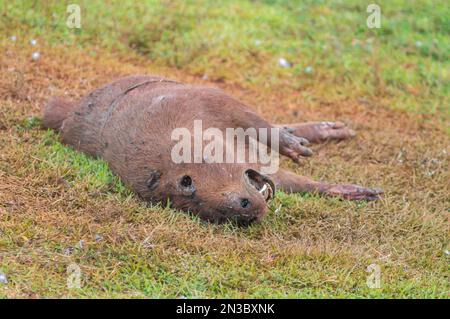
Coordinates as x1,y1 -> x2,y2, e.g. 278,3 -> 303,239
43,75 -> 382,225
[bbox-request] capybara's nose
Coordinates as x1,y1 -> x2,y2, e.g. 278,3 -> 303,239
224,192 -> 267,225
227,194 -> 257,212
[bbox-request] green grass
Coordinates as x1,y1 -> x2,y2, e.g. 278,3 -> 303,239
1,104 -> 447,298
1,130 -> 447,298
0,0 -> 449,298
2,0 -> 449,118
38,130 -> 129,195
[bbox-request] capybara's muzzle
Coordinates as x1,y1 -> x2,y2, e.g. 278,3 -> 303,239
218,169 -> 276,226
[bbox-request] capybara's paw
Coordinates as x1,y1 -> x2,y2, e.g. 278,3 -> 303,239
325,184 -> 383,201
286,121 -> 356,144
279,129 -> 313,162
315,121 -> 356,142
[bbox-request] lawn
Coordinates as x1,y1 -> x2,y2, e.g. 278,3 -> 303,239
0,0 -> 448,298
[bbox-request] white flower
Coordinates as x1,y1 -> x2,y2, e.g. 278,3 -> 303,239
278,58 -> 291,68
32,52 -> 40,61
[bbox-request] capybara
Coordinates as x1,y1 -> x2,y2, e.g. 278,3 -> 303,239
43,75 -> 382,225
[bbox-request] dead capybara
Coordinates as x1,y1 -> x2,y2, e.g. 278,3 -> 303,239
42,75 -> 382,226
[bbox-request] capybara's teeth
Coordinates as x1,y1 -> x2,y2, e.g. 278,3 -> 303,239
260,183 -> 273,201
259,183 -> 268,194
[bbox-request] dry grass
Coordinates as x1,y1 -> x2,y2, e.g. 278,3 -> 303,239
0,36 -> 448,298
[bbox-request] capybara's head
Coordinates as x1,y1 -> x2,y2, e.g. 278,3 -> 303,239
146,164 -> 275,226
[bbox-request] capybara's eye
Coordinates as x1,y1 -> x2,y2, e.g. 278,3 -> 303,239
180,175 -> 192,188
240,198 -> 251,209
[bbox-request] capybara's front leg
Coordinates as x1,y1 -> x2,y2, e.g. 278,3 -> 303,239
229,108 -> 313,162
270,169 -> 383,201
275,121 -> 356,144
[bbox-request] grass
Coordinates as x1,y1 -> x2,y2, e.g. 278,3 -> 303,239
3,0 -> 449,119
0,0 -> 449,298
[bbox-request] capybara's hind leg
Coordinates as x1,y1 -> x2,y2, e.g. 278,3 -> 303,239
269,169 -> 382,201
275,121 -> 356,144
42,97 -> 76,131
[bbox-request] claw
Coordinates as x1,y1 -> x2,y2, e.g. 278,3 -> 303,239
299,137 -> 310,146
331,121 -> 345,129
280,129 -> 313,161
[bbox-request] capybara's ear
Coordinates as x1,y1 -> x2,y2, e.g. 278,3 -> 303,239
177,175 -> 196,197
245,169 -> 276,201
146,170 -> 162,191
